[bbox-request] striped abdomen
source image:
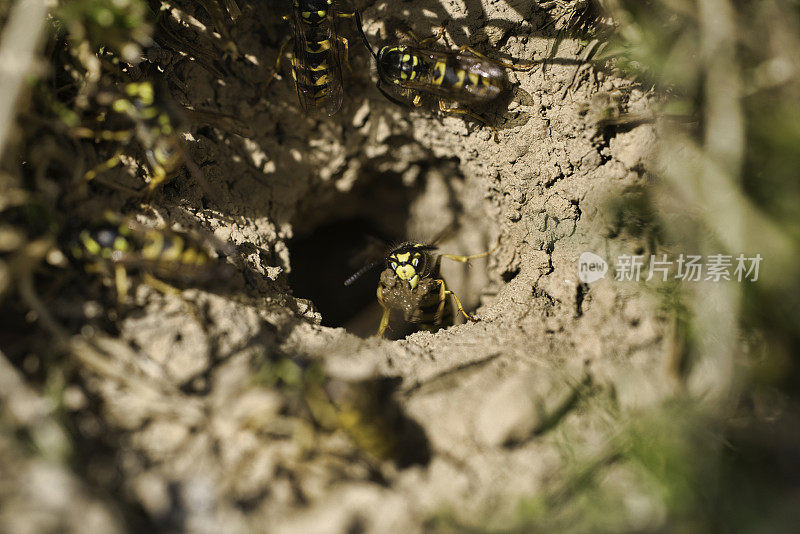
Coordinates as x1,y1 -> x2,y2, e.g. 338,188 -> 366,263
71,219 -> 217,281
428,53 -> 505,103
410,278 -> 454,332
379,45 -> 506,104
290,0 -> 343,115
138,228 -> 212,277
71,222 -> 135,263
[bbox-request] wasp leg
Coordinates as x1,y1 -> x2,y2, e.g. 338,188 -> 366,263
438,100 -> 499,142
85,169 -> 145,196
436,278 -> 476,322
143,273 -> 206,327
265,34 -> 293,87
84,262 -> 105,275
142,272 -> 181,296
440,242 -> 500,263
72,127 -> 134,143
450,290 -> 476,322
376,285 -> 391,336
376,80 -> 414,108
336,11 -> 355,18
412,94 -> 422,107
337,35 -> 353,73
434,278 -> 448,325
143,163 -> 169,200
149,164 -> 167,190
408,26 -> 446,47
75,127 -> 137,185
457,45 -> 534,71
84,150 -> 123,182
114,264 -> 131,304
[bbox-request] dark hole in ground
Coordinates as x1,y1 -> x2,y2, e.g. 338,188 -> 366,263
289,218 -> 395,334
288,166 -> 494,339
288,170 -> 420,336
290,216 -> 495,339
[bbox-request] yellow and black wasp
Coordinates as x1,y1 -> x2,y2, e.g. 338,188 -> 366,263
256,355 -> 430,466
267,0 -> 354,115
69,212 -> 234,301
354,11 -> 532,141
72,80 -> 200,195
345,241 -> 493,337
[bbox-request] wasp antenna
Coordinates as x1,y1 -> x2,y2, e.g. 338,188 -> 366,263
355,9 -> 378,61
344,258 -> 383,286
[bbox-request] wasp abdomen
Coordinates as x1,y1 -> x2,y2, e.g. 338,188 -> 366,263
432,55 -> 505,103
380,46 -> 507,104
412,287 -> 454,331
290,0 -> 344,115
69,215 -> 229,284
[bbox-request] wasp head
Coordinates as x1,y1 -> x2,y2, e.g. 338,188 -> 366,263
387,244 -> 431,289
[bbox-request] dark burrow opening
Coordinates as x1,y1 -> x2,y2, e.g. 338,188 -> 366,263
288,170 -> 415,338
289,218 -> 397,336
288,167 -> 496,339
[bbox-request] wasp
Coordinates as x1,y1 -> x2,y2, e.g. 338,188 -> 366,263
73,81 -> 199,195
69,212 -> 234,300
257,355 -> 430,466
345,241 -> 493,337
354,12 -> 532,141
267,0 -> 354,116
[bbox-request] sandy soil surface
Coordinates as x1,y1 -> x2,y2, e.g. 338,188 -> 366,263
1,1 -> 680,532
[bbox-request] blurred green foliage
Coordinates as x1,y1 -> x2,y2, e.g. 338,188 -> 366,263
427,1 -> 800,531
53,0 -> 152,61
602,0 -> 800,384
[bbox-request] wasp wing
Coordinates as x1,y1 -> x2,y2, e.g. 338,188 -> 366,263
324,10 -> 345,116
398,48 -> 506,104
455,52 -> 507,101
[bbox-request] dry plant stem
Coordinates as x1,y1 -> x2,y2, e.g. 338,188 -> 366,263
699,0 -> 744,244
561,39 -> 604,99
0,0 -> 50,159
683,0 -> 742,403
689,1 -> 797,286
660,138 -> 795,294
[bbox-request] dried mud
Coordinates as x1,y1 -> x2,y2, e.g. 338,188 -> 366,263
3,1 -> 674,532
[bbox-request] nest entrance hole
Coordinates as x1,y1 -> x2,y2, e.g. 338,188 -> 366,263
288,168 -> 495,337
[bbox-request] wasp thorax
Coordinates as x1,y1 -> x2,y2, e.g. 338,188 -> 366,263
300,8 -> 327,24
379,47 -> 408,84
